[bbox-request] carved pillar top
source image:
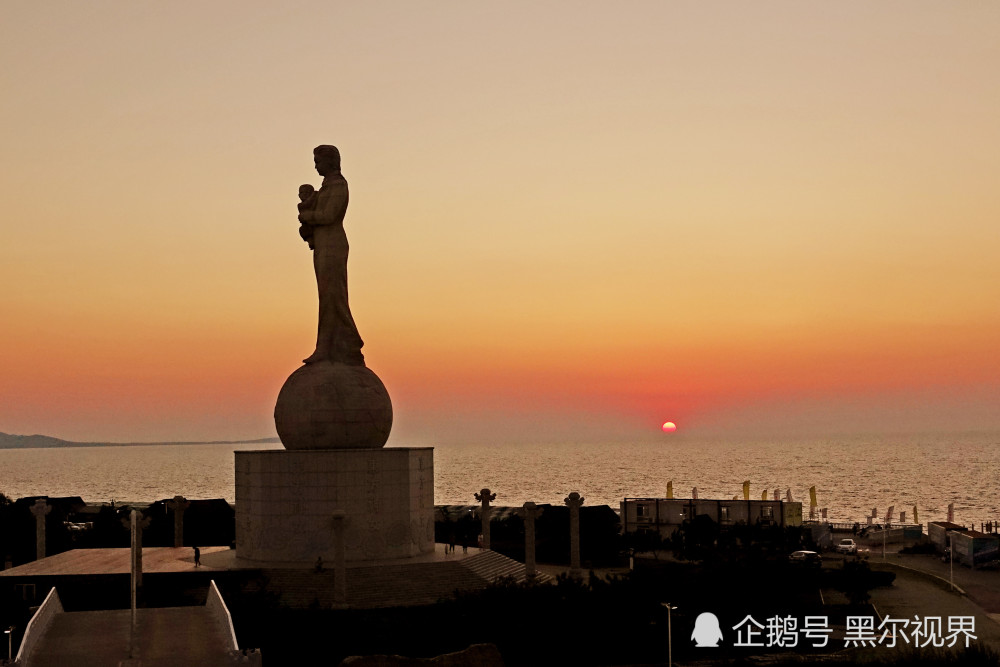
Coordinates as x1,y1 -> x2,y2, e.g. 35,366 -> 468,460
121,513 -> 152,531
166,495 -> 190,512
521,501 -> 543,519
564,492 -> 585,508
30,499 -> 52,517
475,489 -> 496,505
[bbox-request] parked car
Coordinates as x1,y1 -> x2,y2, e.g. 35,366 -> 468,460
789,550 -> 822,566
835,538 -> 858,554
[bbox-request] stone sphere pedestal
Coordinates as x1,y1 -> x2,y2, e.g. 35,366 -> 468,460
274,362 -> 392,450
236,360 -> 433,565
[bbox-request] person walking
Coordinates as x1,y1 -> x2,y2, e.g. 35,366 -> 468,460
194,546 -> 201,567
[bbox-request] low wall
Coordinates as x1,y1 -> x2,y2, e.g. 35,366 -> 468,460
15,587 -> 63,665
858,527 -> 910,546
205,580 -> 239,651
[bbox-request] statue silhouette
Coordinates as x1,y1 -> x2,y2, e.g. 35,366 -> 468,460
297,145 -> 365,365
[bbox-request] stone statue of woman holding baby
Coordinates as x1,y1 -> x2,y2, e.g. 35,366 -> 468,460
273,145 -> 392,450
296,145 -> 365,366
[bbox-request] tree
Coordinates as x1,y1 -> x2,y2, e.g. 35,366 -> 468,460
622,529 -> 670,560
834,559 -> 895,605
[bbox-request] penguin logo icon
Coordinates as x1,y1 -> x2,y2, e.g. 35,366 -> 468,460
691,612 -> 723,647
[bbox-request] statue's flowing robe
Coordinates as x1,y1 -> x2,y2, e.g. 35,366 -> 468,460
302,171 -> 365,365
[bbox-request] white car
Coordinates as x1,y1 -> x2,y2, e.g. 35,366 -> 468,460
835,538 -> 858,554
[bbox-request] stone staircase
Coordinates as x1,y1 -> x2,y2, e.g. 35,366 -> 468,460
25,607 -> 234,667
458,549 -> 551,585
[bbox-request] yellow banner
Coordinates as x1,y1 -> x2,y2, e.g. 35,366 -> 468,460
761,490 -> 768,501
743,481 -> 750,501
809,486 -> 817,506
666,481 -> 673,499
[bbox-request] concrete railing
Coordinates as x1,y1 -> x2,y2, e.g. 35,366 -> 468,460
859,527 -> 911,545
205,580 -> 239,651
15,587 -> 63,666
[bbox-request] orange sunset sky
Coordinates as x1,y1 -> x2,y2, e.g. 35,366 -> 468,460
2,2 -> 999,444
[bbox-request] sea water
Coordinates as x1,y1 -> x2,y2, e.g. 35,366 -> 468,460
0,431 -> 997,526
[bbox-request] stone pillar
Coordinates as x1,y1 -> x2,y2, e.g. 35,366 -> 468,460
331,510 -> 347,606
166,495 -> 190,547
692,487 -> 698,500
122,512 -> 152,590
564,492 -> 585,577
129,509 -> 139,659
30,499 -> 52,561
521,501 -> 543,581
474,488 -> 496,550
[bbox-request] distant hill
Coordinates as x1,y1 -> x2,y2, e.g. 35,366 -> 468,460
0,432 -> 281,450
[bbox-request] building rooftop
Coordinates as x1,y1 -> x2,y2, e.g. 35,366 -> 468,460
1,545 -> 549,609
0,547 -> 228,577
930,521 -> 973,532
956,530 -> 995,539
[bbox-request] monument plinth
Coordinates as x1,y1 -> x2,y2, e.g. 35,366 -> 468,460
235,144 -> 433,567
235,448 -> 433,563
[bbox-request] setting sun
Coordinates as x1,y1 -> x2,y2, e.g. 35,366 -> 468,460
661,421 -> 677,433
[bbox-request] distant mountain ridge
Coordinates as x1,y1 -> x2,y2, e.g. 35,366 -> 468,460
0,432 -> 281,449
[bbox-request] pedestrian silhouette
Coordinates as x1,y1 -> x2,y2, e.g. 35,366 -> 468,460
194,546 -> 201,567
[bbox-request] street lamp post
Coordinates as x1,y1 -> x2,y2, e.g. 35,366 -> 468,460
5,626 -> 13,662
661,603 -> 677,667
949,534 -> 954,591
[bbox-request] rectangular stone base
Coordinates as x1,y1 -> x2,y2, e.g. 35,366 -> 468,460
235,448 -> 434,563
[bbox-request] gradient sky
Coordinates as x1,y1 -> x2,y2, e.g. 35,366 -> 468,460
2,2 -> 999,443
